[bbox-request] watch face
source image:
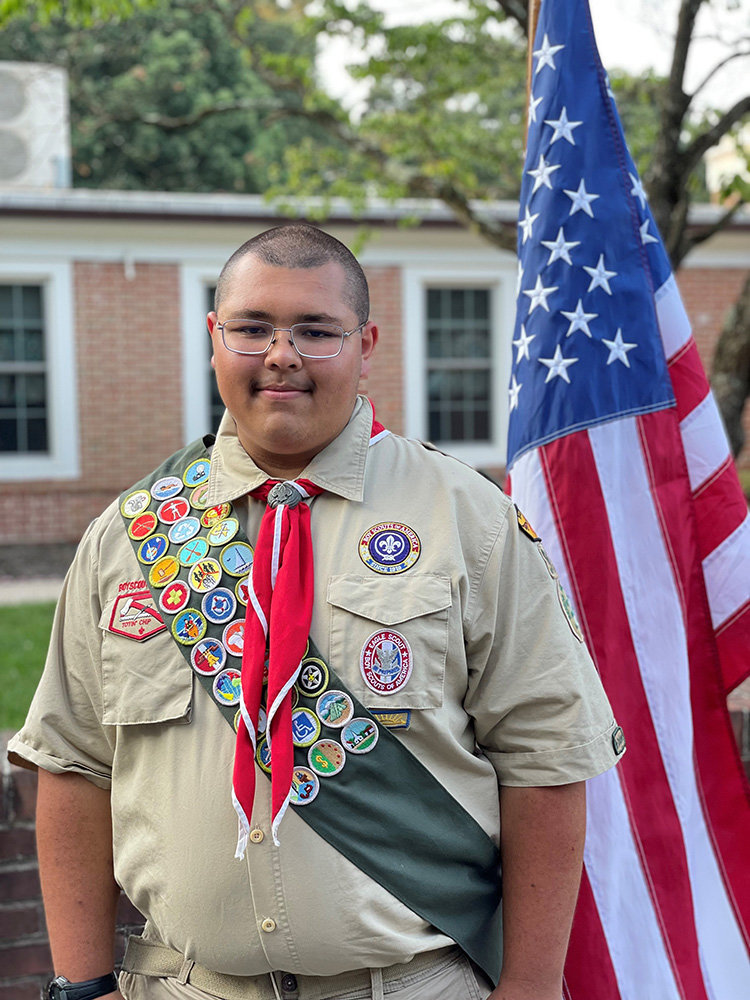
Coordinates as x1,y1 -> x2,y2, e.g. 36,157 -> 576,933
47,977 -> 67,1000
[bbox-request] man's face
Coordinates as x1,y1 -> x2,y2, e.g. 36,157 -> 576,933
207,255 -> 377,477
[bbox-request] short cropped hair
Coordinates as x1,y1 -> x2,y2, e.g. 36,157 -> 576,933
214,224 -> 370,324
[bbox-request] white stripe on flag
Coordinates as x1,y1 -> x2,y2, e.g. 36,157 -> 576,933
584,767 -> 683,1000
702,513 -> 750,630
655,275 -> 692,361
679,393 -> 731,491
589,419 -> 750,997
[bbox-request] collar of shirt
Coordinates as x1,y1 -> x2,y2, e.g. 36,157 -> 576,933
204,395 -> 373,506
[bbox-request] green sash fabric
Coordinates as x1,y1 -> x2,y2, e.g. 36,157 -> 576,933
120,438 -> 503,984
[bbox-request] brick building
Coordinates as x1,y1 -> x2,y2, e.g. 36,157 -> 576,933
1,189 -> 748,550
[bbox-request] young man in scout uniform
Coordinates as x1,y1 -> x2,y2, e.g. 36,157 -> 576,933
9,225 -> 625,1000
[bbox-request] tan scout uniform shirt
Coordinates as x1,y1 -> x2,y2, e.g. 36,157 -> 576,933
9,396 -> 621,977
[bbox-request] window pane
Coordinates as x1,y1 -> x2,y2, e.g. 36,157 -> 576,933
26,416 -> 48,451
22,285 -> 43,319
0,329 -> 14,362
0,283 -> 49,455
0,418 -> 18,451
0,286 -> 12,315
22,328 -> 45,361
25,373 -> 47,405
0,373 -> 15,405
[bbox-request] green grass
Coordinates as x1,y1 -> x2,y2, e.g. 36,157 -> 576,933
0,602 -> 56,730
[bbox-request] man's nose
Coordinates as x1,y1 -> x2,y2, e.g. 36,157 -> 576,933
264,331 -> 301,368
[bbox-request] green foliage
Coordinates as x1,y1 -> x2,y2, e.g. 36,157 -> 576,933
0,603 -> 55,730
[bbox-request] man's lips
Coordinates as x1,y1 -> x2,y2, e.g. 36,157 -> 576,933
254,383 -> 311,398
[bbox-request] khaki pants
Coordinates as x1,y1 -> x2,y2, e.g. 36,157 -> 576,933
119,948 -> 494,1000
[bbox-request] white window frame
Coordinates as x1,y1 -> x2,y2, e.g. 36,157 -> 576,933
403,264 -> 516,468
0,261 -> 79,481
181,262 -> 224,443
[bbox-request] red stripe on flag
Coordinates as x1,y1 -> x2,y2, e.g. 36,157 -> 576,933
540,432 -> 710,1000
668,338 -> 710,422
692,457 -> 749,560
564,867 -> 621,1000
638,411 -> 750,942
717,608 -> 750,695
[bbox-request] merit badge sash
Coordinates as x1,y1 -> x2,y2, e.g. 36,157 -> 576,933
120,437 -> 503,985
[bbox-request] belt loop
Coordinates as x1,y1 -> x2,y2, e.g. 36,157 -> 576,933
177,958 -> 195,985
370,968 -> 384,1000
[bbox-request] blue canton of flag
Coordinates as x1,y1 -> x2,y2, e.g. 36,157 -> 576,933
506,0 -> 676,468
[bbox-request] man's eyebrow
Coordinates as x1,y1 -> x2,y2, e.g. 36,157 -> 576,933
226,310 -> 345,325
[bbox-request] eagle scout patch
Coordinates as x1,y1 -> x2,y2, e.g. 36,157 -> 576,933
359,522 -> 420,574
108,588 -> 166,641
516,506 -> 540,542
360,630 -> 413,695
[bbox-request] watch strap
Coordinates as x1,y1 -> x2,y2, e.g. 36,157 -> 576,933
48,972 -> 118,1000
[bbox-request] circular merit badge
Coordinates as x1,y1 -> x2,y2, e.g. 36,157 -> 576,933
220,542 -> 254,577
213,668 -> 242,706
159,580 -> 190,615
207,517 -> 239,546
121,490 -> 151,519
188,557 -> 222,594
168,516 -> 201,545
151,476 -> 183,501
183,458 -> 211,488
360,630 -> 413,695
235,575 -> 250,607
157,496 -> 190,525
315,690 -> 354,729
222,619 -> 245,657
292,708 -> 321,747
148,555 -> 180,589
359,522 -> 420,575
191,637 -> 227,676
128,510 -> 158,540
190,483 -> 211,511
341,718 -> 379,754
308,739 -> 346,778
201,503 -> 232,528
290,766 -> 319,806
171,607 -> 207,645
256,737 -> 272,773
178,536 -> 210,567
296,657 -> 329,698
137,534 -> 168,565
202,587 -> 237,624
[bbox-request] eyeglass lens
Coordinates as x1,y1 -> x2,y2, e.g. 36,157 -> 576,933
221,321 -> 346,358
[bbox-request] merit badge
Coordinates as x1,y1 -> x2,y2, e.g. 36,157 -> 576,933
220,541 -> 254,577
191,637 -> 227,676
202,587 -> 237,624
171,607 -> 207,645
188,558 -> 222,594
308,739 -> 346,777
368,709 -> 411,730
178,537 -> 210,567
213,668 -> 242,706
341,718 -> 379,754
149,555 -> 180,589
257,706 -> 267,734
292,708 -> 321,747
557,581 -> 584,643
316,690 -> 354,729
290,766 -> 319,806
516,507 -> 540,542
256,737 -> 272,773
159,580 -> 190,616
235,576 -> 250,607
157,496 -> 190,525
108,589 -> 165,641
190,483 -> 211,510
183,459 -> 211,488
296,657 -> 328,698
359,522 -> 420,575
222,619 -> 245,657
128,511 -> 158,540
121,490 -> 152,519
612,726 -> 626,756
151,476 -> 184,501
201,503 -> 232,528
137,534 -> 169,565
360,630 -> 413,695
207,517 -> 239,546
233,709 -> 241,733
168,516 -> 201,545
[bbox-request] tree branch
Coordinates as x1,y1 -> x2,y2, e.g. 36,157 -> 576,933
681,94 -> 750,175
488,0 -> 528,34
691,48 -> 750,100
681,199 -> 746,257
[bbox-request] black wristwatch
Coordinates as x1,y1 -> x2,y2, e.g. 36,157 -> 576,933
45,973 -> 118,1000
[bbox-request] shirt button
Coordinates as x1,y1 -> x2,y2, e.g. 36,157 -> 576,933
260,918 -> 277,933
281,974 -> 298,992
249,828 -> 264,844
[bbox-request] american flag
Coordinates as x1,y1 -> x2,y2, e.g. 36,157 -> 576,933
506,1 -> 750,996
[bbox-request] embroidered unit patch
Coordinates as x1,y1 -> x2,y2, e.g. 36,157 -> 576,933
368,709 -> 411,730
360,630 -> 413,695
515,506 -> 541,542
358,522 -> 421,575
108,589 -> 166,641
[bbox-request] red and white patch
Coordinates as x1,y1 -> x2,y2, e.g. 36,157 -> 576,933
108,588 -> 166,641
360,630 -> 413,695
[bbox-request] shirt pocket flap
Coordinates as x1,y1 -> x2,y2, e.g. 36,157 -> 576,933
327,574 -> 452,625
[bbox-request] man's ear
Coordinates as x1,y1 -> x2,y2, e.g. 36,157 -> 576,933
360,322 -> 378,378
207,312 -> 218,370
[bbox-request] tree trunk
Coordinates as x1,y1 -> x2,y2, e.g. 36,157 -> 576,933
710,271 -> 750,458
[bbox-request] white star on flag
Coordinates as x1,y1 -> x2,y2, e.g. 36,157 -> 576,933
640,219 -> 659,245
583,254 -> 617,295
541,227 -> 580,266
519,205 -> 540,244
513,324 -> 536,362
516,260 -> 524,297
538,344 -> 578,383
528,94 -> 543,124
533,34 -> 565,74
560,299 -> 597,337
564,179 -> 599,217
629,172 -> 647,209
527,154 -> 561,193
523,275 -> 559,313
602,328 -> 638,366
508,374 -> 522,411
544,107 -> 582,145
